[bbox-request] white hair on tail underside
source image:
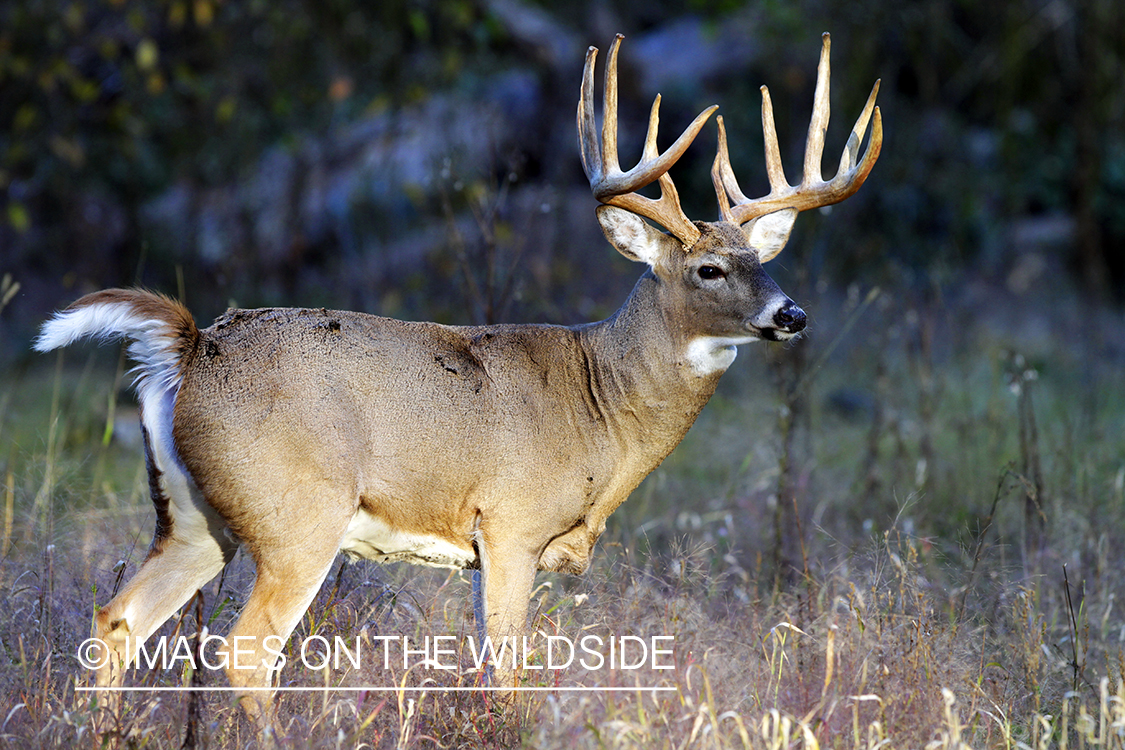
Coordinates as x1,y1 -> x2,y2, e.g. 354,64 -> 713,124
35,290 -> 199,516
34,298 -> 186,410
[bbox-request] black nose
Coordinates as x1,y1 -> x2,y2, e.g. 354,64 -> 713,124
774,303 -> 806,332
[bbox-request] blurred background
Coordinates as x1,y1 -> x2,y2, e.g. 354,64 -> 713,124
1,0 -> 1122,342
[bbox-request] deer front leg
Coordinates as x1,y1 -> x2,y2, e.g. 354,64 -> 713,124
476,528 -> 539,691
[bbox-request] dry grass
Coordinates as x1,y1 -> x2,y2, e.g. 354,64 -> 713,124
3,525 -> 1124,749
1,283 -> 1124,748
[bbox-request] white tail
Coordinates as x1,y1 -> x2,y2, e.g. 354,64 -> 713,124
37,33 -> 880,726
36,290 -> 195,398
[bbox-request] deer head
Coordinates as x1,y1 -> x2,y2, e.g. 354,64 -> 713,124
578,33 -> 881,367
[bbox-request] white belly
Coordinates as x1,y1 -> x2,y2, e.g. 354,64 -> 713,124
339,508 -> 476,569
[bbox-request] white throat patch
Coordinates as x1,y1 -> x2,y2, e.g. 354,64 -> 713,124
684,335 -> 759,376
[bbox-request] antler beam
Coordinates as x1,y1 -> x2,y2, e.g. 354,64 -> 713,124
578,34 -> 717,247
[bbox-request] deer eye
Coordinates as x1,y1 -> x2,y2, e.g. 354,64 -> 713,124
697,265 -> 726,281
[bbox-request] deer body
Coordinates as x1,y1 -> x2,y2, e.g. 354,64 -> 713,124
178,277 -> 721,576
37,33 -> 880,727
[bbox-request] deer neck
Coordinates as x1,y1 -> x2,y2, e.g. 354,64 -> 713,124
577,271 -> 725,463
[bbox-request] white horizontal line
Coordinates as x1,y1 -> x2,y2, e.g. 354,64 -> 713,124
76,686 -> 675,693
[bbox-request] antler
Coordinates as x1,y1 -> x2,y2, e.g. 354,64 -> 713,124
712,33 -> 882,254
578,34 -> 718,247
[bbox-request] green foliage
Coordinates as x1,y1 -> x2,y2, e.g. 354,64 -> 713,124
0,0 -> 508,233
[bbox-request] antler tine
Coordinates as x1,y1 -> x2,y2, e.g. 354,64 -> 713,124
601,35 -> 623,177
721,32 -> 883,227
578,45 -> 601,184
712,116 -> 747,223
712,117 -> 734,223
835,79 -> 882,188
711,94 -> 794,223
803,32 -> 831,185
578,33 -> 718,247
760,85 -> 788,194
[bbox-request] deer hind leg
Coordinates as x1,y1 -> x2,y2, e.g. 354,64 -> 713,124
216,509 -> 350,728
93,439 -> 236,721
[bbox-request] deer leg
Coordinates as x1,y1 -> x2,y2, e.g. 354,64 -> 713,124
218,530 -> 344,729
95,534 -> 234,678
471,569 -> 486,646
92,490 -> 235,725
477,530 -> 539,691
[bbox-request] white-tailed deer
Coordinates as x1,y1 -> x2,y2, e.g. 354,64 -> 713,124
36,33 -> 879,723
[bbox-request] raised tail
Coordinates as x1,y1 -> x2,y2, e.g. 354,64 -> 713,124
38,291 -> 219,610
36,288 -> 199,405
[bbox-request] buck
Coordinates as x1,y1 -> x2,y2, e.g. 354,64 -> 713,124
36,33 -> 879,722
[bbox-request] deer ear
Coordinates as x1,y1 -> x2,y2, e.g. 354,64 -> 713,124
740,208 -> 797,263
597,206 -> 681,266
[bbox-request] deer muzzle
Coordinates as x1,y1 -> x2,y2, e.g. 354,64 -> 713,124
759,301 -> 806,341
